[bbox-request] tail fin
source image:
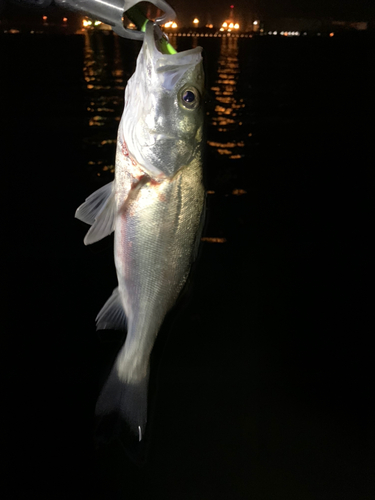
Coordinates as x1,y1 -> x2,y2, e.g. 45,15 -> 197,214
95,362 -> 150,443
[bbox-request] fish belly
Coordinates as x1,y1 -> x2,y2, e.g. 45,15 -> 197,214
114,157 -> 204,382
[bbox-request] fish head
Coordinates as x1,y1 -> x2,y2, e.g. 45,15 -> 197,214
121,22 -> 205,178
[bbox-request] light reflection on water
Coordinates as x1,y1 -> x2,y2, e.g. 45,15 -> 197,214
83,32 -> 126,176
207,36 -> 246,160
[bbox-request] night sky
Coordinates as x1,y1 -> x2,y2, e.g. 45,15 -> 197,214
170,0 -> 374,25
1,0 -> 374,26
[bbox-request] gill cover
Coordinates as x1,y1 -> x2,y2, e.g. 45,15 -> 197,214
120,21 -> 205,178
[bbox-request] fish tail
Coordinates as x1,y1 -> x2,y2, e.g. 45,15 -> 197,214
95,361 -> 150,443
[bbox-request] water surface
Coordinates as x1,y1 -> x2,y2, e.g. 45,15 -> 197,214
1,31 -> 372,500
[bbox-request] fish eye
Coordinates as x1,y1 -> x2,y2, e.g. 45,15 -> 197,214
183,90 -> 195,103
180,87 -> 200,110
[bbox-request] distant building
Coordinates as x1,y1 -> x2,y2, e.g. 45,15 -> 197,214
219,5 -> 241,33
331,21 -> 368,31
263,18 -> 322,34
263,17 -> 368,35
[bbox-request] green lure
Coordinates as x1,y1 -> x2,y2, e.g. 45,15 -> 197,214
125,5 -> 177,54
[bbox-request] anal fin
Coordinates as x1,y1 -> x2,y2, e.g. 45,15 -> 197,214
96,287 -> 127,331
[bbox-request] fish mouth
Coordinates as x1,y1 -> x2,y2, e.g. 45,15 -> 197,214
144,21 -> 202,58
143,22 -> 203,92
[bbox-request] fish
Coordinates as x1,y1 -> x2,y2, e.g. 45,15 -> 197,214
75,21 -> 205,441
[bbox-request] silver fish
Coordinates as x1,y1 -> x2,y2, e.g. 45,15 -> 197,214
75,22 -> 205,440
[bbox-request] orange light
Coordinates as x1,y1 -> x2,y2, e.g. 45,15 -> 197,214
63,17 -> 68,22
222,22 -> 227,28
201,237 -> 227,243
330,32 -> 334,37
193,18 -> 199,25
42,16 -> 47,21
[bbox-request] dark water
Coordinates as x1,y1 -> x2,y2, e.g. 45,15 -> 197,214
2,32 -> 373,499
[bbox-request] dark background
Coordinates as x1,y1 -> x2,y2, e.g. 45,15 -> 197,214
1,0 -> 375,28
1,30 -> 373,499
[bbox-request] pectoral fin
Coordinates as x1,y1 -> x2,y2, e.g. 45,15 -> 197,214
75,181 -> 116,245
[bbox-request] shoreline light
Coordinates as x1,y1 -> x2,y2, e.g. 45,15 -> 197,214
222,21 -> 240,30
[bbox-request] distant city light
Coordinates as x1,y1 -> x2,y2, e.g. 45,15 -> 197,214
63,17 -> 68,22
253,20 -> 258,25
201,237 -> 227,243
222,22 -> 227,28
229,22 -> 234,28
206,24 -> 213,28
163,21 -> 178,28
234,23 -> 239,29
230,4 -> 234,8
273,31 -> 277,35
193,18 -> 199,25
330,32 -> 334,37
42,16 -> 47,21
220,27 -> 224,31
